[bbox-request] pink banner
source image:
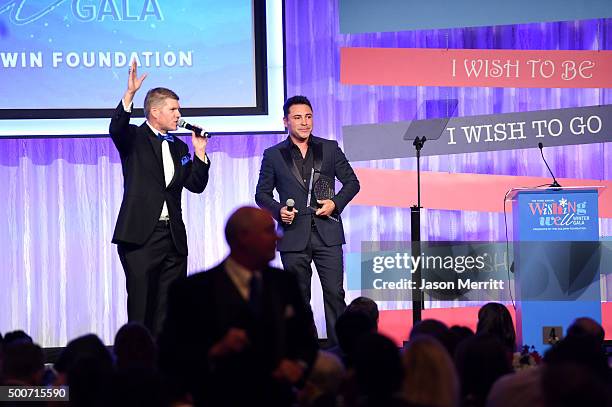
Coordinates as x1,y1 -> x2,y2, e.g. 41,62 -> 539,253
352,167 -> 612,218
341,48 -> 612,88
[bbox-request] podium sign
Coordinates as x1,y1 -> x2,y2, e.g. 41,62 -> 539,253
512,188 -> 601,353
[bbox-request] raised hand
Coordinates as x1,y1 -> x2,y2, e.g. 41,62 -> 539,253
127,59 -> 147,93
123,59 -> 148,107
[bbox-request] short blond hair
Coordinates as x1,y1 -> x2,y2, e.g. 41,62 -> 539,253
143,87 -> 179,118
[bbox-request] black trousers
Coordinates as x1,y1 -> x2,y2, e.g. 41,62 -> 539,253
117,221 -> 187,337
280,226 -> 346,346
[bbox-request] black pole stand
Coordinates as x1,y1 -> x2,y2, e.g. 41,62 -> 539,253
411,135 -> 426,324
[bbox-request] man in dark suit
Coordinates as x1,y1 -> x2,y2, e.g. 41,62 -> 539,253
255,95 -> 360,346
110,60 -> 210,337
158,207 -> 318,406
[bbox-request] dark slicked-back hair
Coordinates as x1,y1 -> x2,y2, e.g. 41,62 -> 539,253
144,87 -> 179,118
347,297 -> 379,329
114,322 -> 157,370
3,330 -> 33,346
283,95 -> 312,117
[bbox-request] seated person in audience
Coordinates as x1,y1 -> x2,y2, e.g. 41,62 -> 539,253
448,325 -> 475,357
541,332 -> 611,407
297,350 -> 345,407
476,303 -> 516,363
1,341 -> 44,386
2,330 -> 33,346
486,364 -> 543,407
455,334 -> 513,407
410,319 -> 456,356
54,334 -> 114,407
402,335 -> 459,407
346,296 -> 379,330
114,322 -> 157,371
487,316 -> 609,407
330,308 -> 376,367
566,317 -> 605,347
345,333 -> 407,407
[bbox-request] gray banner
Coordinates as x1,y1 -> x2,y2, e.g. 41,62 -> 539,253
339,0 -> 612,33
343,105 -> 612,162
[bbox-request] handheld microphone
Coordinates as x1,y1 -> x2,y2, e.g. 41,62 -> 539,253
538,142 -> 561,188
286,198 -> 295,212
177,118 -> 210,138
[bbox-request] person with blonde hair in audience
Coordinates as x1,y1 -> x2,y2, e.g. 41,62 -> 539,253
402,335 -> 459,407
298,350 -> 346,407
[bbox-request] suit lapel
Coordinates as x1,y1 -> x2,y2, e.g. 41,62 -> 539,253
142,124 -> 165,185
217,268 -> 248,306
280,138 -> 308,192
167,137 -> 181,188
214,266 -> 258,333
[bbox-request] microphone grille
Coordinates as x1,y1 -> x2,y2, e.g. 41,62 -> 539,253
177,118 -> 187,128
286,198 -> 295,207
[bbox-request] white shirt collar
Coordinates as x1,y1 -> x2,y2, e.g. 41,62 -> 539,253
225,256 -> 260,300
146,121 -> 165,136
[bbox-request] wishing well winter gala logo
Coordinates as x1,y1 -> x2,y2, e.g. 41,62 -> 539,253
528,197 -> 590,230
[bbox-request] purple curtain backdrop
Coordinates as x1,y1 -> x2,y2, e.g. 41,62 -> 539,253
1,2 -> 610,346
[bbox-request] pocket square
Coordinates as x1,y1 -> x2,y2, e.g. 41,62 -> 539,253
181,153 -> 191,166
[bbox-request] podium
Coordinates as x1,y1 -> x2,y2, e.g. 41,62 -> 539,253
509,186 -> 604,353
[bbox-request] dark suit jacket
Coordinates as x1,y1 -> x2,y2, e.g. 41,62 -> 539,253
158,262 -> 318,406
255,135 -> 360,252
109,102 -> 210,255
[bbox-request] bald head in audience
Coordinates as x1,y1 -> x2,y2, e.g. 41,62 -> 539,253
225,207 -> 279,270
567,317 -> 605,345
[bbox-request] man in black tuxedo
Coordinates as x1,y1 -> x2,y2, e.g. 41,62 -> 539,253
110,60 -> 210,337
158,207 -> 318,406
255,95 -> 360,345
